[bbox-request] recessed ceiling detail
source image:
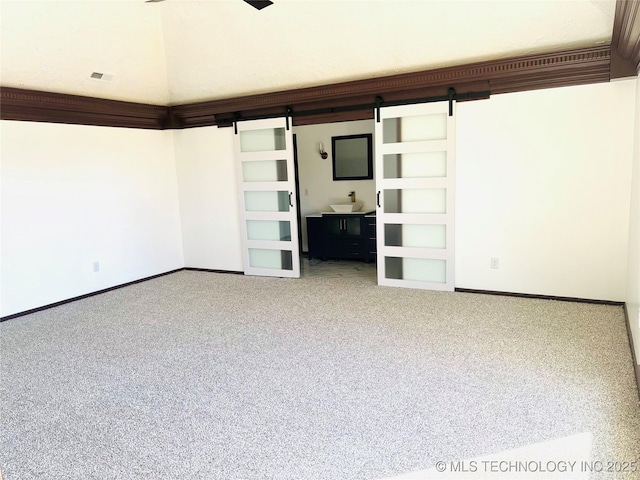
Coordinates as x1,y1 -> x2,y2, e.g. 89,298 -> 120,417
0,0 -> 619,105
0,43 -> 616,131
611,0 -> 640,76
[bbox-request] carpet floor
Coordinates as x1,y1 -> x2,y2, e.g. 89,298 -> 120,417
1,271 -> 639,479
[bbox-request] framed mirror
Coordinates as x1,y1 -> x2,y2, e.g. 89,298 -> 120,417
331,133 -> 373,181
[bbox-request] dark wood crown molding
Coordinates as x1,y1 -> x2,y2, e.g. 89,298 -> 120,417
0,87 -> 170,129
611,0 -> 640,77
2,0 -> 639,129
171,45 -> 612,128
0,44 -> 627,130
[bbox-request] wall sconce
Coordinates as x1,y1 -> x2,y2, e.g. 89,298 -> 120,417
319,142 -> 328,160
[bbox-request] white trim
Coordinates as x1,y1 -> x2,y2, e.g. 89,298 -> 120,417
241,181 -> 290,192
243,212 -> 292,221
237,150 -> 289,162
378,177 -> 448,190
380,278 -> 450,291
382,213 -> 450,224
382,246 -> 448,259
378,139 -> 449,155
244,267 -> 299,278
246,239 -> 295,250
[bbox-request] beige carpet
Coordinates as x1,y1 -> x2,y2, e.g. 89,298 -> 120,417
1,270 -> 639,479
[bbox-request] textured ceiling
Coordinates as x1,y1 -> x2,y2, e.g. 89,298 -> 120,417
0,0 -> 616,106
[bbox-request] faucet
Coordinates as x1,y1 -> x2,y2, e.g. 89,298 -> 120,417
348,191 -> 356,203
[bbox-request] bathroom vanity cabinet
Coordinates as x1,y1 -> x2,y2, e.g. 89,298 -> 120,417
307,213 -> 376,262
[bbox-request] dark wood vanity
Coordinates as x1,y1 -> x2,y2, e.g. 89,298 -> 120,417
307,213 -> 376,263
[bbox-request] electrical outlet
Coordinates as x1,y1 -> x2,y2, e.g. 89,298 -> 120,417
491,257 -> 499,269
93,261 -> 100,273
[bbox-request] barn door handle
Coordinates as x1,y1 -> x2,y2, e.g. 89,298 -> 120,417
288,192 -> 293,207
376,191 -> 381,208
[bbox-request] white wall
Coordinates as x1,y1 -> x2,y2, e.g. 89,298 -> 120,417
293,120 -> 376,251
173,126 -> 243,271
456,80 -> 636,302
5,80 -> 634,317
627,75 -> 640,365
173,120 -> 375,262
0,121 -> 184,317
174,84 -> 636,303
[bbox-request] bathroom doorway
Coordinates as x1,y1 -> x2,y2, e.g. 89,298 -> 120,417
292,120 -> 378,280
292,98 -> 456,290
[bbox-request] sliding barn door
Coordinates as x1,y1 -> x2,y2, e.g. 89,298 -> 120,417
375,101 -> 455,291
234,117 -> 300,278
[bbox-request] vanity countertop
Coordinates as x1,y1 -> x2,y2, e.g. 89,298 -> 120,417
307,211 -> 375,217
322,210 -> 375,215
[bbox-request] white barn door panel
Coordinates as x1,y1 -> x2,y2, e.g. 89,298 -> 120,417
375,101 -> 456,291
234,117 -> 300,278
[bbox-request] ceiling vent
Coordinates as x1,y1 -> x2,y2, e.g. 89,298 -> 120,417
89,72 -> 114,82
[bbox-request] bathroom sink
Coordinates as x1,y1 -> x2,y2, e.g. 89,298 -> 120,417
330,203 -> 362,213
